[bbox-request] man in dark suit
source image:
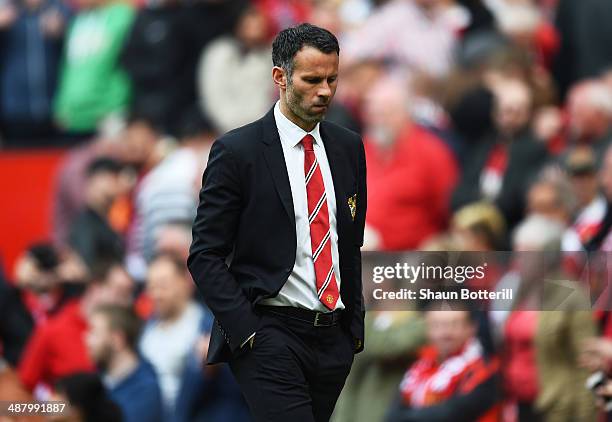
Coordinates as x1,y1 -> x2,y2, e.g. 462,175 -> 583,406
188,23 -> 367,422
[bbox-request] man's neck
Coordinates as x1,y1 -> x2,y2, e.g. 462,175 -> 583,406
106,349 -> 139,383
159,301 -> 190,326
279,98 -> 318,132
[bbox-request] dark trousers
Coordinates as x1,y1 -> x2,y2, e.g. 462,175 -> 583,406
228,309 -> 355,422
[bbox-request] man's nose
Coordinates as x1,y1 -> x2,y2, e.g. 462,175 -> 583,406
317,82 -> 332,98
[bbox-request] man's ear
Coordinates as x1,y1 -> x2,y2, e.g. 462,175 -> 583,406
272,66 -> 287,90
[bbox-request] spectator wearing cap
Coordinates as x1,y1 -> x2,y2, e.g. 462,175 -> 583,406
561,146 -> 606,251
68,157 -> 125,271
19,262 -> 134,393
197,4 -> 273,134
385,304 -> 501,422
86,304 -> 162,422
363,77 -> 458,251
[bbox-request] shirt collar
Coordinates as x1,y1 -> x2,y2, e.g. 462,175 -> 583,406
274,101 -> 322,148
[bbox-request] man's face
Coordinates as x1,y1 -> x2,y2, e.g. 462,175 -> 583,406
146,259 -> 190,320
570,173 -> 598,208
87,171 -> 122,209
363,79 -> 410,147
236,8 -> 268,48
87,266 -> 134,310
282,46 -> 339,126
123,121 -> 158,168
527,183 -> 568,224
492,78 -> 532,136
425,310 -> 474,359
103,267 -> 134,306
86,313 -> 114,368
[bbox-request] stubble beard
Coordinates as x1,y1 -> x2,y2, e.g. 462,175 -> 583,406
286,80 -> 325,126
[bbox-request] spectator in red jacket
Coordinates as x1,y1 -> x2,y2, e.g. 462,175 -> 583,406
386,302 -> 501,422
363,77 -> 458,251
18,262 -> 134,394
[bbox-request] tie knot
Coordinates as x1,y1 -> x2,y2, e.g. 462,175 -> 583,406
301,134 -> 315,151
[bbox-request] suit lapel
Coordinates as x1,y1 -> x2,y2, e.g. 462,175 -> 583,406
320,122 -> 351,234
261,108 -> 296,227
260,109 -> 351,234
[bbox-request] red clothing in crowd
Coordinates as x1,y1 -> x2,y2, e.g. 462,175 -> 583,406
503,310 -> 539,403
365,125 -> 458,250
254,0 -> 311,37
18,300 -> 94,391
21,289 -> 64,326
399,338 -> 500,421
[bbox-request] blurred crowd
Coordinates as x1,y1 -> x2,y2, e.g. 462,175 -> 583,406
3,0 -> 612,421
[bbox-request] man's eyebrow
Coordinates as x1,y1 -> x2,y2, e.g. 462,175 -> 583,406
301,74 -> 338,79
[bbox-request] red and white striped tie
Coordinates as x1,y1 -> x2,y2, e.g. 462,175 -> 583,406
301,134 -> 339,310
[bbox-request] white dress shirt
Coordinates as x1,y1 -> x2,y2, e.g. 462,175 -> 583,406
259,101 -> 345,312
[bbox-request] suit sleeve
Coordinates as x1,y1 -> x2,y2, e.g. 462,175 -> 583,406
352,138 -> 367,353
187,140 -> 259,353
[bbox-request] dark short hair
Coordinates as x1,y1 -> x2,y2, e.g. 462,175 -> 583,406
272,23 -> 339,77
86,157 -> 123,178
90,261 -> 126,285
28,243 -> 59,271
126,108 -> 162,132
92,304 -> 142,351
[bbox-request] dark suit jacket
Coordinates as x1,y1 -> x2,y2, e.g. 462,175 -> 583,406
188,107 -> 367,364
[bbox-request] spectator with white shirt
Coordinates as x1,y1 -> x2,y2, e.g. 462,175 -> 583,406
197,4 -> 273,134
139,252 -> 207,420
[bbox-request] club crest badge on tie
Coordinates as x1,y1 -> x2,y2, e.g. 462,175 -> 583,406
325,294 -> 335,305
348,194 -> 357,221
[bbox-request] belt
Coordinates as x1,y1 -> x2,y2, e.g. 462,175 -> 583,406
255,305 -> 343,327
